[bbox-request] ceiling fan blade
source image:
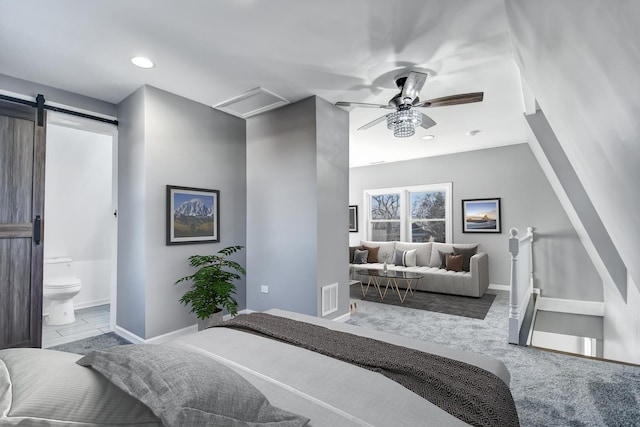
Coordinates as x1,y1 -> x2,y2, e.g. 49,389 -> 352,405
335,101 -> 393,109
357,114 -> 388,131
400,71 -> 428,102
417,92 -> 484,108
419,113 -> 437,130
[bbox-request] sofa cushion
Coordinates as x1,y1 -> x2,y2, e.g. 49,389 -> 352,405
446,254 -> 464,272
453,245 -> 478,272
395,242 -> 432,267
360,240 -> 396,264
353,249 -> 369,264
394,249 -> 417,267
429,243 -> 454,267
362,245 -> 380,263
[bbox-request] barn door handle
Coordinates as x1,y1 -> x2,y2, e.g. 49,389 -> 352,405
34,215 -> 41,245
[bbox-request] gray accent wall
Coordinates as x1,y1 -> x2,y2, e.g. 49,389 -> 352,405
117,85 -> 246,339
246,96 -> 349,318
116,87 -> 147,337
349,143 -> 603,302
0,73 -> 117,118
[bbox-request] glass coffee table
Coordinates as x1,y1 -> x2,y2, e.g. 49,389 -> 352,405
353,268 -> 424,303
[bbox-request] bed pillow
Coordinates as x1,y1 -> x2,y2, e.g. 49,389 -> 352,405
394,249 -> 417,267
353,249 -> 369,264
453,245 -> 478,272
0,348 -> 162,426
446,254 -> 464,272
77,344 -> 309,427
361,245 -> 380,263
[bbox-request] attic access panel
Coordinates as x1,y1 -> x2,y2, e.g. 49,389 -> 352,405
213,87 -> 289,118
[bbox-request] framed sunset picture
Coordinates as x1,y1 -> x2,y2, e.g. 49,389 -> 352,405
462,198 -> 501,233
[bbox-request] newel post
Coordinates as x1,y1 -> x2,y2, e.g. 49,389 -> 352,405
508,227 -> 520,343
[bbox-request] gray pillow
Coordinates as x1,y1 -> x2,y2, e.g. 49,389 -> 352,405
0,348 -> 162,426
438,250 -> 453,269
353,249 -> 369,264
453,245 -> 478,272
394,249 -> 417,267
77,344 -> 309,427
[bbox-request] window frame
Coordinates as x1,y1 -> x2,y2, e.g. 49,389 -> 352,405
363,183 -> 452,242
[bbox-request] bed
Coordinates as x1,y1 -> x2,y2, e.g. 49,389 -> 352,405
0,309 -> 518,426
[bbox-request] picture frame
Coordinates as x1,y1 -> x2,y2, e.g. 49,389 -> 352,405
166,185 -> 220,245
348,205 -> 358,232
462,198 -> 501,233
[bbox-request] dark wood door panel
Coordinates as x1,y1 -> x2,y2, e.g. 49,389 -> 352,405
0,238 -> 32,347
0,100 -> 44,349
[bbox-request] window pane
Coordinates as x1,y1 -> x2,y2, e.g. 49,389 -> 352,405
410,191 -> 446,219
371,194 -> 400,220
372,222 -> 401,241
411,220 -> 446,243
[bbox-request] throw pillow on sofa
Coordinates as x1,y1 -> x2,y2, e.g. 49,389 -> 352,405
349,246 -> 360,263
438,250 -> 453,269
361,245 -> 380,263
394,249 -> 417,267
353,249 -> 369,264
445,254 -> 464,272
453,245 -> 478,272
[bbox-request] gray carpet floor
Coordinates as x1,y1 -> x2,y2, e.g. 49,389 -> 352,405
350,282 -> 496,319
49,332 -> 131,355
348,289 -> 640,427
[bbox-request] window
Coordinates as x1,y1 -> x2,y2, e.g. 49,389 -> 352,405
364,183 -> 451,242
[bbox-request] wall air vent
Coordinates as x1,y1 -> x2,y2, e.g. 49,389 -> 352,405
321,283 -> 338,317
213,87 -> 289,119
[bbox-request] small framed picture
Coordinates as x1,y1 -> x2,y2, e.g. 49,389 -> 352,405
167,185 -> 220,245
348,205 -> 358,232
462,198 -> 501,233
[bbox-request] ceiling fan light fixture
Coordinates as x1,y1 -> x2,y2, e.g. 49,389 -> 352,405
387,109 -> 422,138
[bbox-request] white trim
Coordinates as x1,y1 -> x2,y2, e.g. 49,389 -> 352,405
536,297 -> 605,317
332,312 -> 351,323
113,309 -> 255,344
488,284 -> 510,291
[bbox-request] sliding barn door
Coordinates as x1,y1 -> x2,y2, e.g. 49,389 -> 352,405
0,100 -> 46,349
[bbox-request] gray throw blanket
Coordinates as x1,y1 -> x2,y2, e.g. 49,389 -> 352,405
220,313 -> 519,427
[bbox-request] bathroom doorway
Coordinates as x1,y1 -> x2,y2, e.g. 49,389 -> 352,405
41,112 -> 118,347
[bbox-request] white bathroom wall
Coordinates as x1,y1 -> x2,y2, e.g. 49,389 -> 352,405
44,123 -> 113,309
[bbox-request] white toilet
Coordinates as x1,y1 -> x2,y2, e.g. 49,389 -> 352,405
44,258 -> 82,325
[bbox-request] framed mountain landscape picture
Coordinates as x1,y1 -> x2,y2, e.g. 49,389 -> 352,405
166,185 -> 219,245
462,198 -> 501,233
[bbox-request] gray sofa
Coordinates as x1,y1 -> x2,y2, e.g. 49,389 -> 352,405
350,240 -> 489,298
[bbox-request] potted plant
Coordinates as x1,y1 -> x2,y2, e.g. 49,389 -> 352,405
175,245 -> 245,330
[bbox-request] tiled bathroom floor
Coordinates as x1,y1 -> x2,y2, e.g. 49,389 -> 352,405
42,304 -> 111,348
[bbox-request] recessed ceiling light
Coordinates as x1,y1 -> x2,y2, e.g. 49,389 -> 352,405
422,135 -> 435,140
466,130 -> 481,136
131,56 -> 155,69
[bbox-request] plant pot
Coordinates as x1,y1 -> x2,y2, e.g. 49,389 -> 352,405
197,310 -> 223,331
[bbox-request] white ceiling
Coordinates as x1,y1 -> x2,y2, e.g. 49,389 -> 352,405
0,0 -> 528,167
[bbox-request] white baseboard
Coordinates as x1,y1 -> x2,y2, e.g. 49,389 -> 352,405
114,309 -> 254,345
43,298 -> 111,317
536,296 -> 604,317
488,284 -> 510,291
332,311 -> 351,323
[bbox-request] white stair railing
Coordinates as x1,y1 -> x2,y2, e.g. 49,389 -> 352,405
508,227 -> 534,344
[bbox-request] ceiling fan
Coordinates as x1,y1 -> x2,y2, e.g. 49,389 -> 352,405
336,71 -> 483,138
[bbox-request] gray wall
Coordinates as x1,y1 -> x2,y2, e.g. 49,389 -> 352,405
0,73 -> 117,118
349,143 -> 603,302
116,87 -> 147,337
117,85 -> 246,339
246,96 -> 350,318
